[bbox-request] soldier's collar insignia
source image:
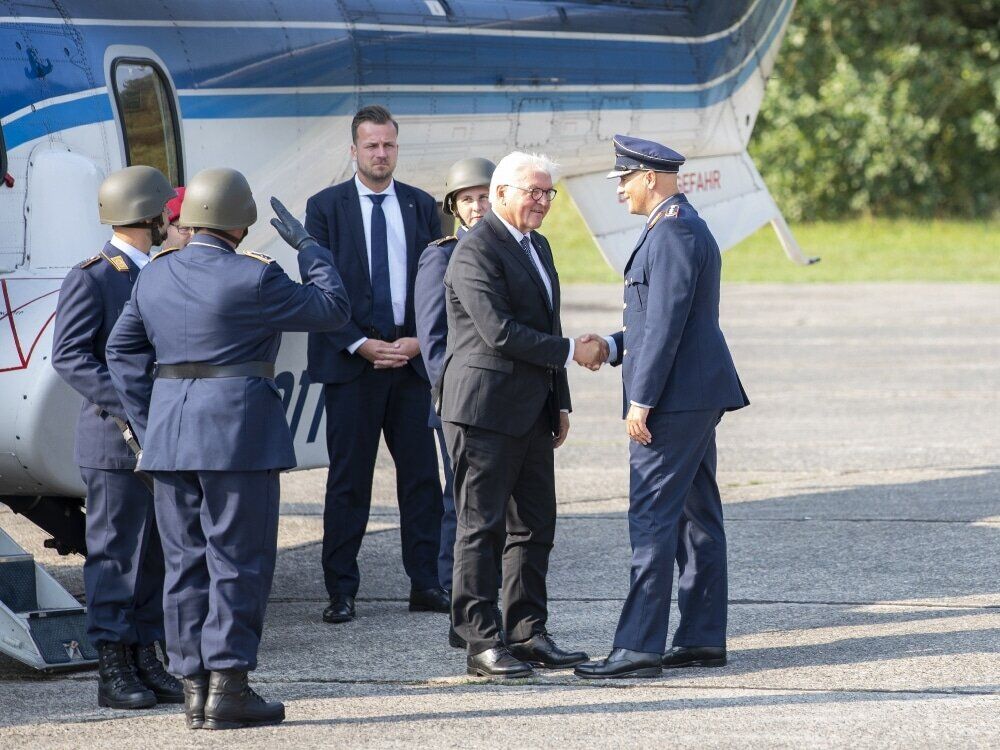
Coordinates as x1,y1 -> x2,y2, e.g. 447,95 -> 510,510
153,246 -> 182,260
101,252 -> 130,272
242,250 -> 275,264
77,254 -> 101,269
648,204 -> 680,228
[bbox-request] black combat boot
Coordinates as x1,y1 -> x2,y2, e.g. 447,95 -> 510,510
96,642 -> 156,709
203,670 -> 285,730
182,673 -> 209,729
132,643 -> 184,703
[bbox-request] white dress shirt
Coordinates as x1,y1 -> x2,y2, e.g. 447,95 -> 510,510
109,235 -> 150,270
349,174 -> 409,353
494,212 -> 575,369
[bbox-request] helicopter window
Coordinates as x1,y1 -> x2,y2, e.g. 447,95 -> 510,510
111,58 -> 183,186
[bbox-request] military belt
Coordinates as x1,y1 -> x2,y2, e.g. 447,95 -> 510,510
155,361 -> 275,379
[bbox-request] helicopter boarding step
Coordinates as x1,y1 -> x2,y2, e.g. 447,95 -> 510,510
0,526 -> 96,671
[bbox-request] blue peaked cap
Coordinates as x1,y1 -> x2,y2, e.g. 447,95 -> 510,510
606,134 -> 686,177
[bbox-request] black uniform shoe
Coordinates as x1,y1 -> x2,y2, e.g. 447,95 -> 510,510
96,642 -> 157,709
448,626 -> 466,649
467,646 -> 533,678
203,670 -> 285,730
508,632 -> 589,669
132,643 -> 184,703
409,586 -> 450,613
574,648 -> 663,679
323,594 -> 356,623
182,673 -> 209,729
662,646 -> 727,668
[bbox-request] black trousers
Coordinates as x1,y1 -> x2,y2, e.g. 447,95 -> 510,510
321,365 -> 442,597
444,411 -> 556,654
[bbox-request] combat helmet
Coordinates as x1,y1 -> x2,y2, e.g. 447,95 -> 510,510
98,165 -> 175,225
443,157 -> 495,216
180,168 -> 258,231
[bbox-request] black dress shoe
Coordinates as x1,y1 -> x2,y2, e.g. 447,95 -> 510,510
508,632 -> 588,669
96,642 -> 157,709
323,594 -> 356,623
662,646 -> 727,668
203,670 -> 285,730
466,646 -> 533,678
448,626 -> 466,649
409,586 -> 450,613
574,648 -> 663,679
182,673 -> 209,729
132,643 -> 184,703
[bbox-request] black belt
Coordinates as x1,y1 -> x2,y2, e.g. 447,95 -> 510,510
155,361 -> 275,379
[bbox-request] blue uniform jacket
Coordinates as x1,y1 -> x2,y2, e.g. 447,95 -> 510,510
105,233 -> 351,472
304,178 -> 441,384
414,226 -> 466,428
52,243 -> 143,470
610,194 -> 748,415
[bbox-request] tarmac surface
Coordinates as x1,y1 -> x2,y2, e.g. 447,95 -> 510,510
1,282 -> 998,748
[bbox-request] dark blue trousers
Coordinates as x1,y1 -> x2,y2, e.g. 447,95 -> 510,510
322,365 -> 442,597
435,427 -> 457,591
613,409 -> 727,654
80,467 -> 164,646
150,470 -> 280,676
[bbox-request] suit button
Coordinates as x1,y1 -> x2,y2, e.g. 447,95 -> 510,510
623,349 -> 628,356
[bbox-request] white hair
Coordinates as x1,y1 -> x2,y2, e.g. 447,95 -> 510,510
489,152 -> 561,204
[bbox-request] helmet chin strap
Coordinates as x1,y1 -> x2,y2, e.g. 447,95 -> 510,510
220,228 -> 246,247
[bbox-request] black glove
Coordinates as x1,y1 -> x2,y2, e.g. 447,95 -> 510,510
270,196 -> 319,251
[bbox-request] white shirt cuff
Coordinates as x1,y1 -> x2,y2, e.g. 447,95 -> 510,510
565,337 -> 575,367
560,409 -> 569,413
347,337 -> 368,355
630,400 -> 654,409
604,336 -> 617,363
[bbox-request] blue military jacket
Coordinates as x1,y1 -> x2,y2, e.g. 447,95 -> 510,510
52,243 -> 143,469
105,233 -> 351,472
414,225 -> 466,428
611,194 -> 748,415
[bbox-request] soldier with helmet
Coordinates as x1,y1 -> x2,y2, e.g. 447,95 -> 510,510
414,157 -> 495,648
52,165 -> 182,710
105,168 -> 351,730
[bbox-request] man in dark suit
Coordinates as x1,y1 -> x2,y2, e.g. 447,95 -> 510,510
52,165 -> 181,711
414,157 -> 495,650
305,105 -> 448,624
441,151 -> 603,678
575,136 -> 749,680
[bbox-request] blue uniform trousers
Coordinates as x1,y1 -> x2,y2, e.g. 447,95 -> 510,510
80,468 -> 164,646
435,427 -> 458,592
149,470 -> 280,676
613,409 -> 727,654
321,366 -> 442,597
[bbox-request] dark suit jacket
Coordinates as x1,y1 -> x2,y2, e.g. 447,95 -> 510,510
440,210 -> 571,438
305,177 -> 442,384
52,243 -> 142,470
414,226 -> 468,429
609,194 -> 748,416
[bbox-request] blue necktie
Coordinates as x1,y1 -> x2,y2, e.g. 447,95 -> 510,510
368,193 -> 395,338
519,235 -> 533,259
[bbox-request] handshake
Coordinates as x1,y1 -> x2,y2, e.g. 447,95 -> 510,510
572,333 -> 609,371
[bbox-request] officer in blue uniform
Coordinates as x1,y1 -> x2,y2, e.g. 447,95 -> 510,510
414,157 -> 495,649
52,165 -> 182,710
105,168 -> 351,730
575,136 -> 749,679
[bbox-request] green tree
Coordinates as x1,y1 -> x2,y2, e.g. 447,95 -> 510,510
751,1 -> 999,220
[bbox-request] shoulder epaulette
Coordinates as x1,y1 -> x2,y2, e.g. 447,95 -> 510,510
101,252 -> 130,272
242,250 -> 275,264
429,235 -> 457,247
153,246 -> 182,260
77,254 -> 101,269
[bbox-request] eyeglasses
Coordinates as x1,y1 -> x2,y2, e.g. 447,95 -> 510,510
506,185 -> 558,202
171,224 -> 193,235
